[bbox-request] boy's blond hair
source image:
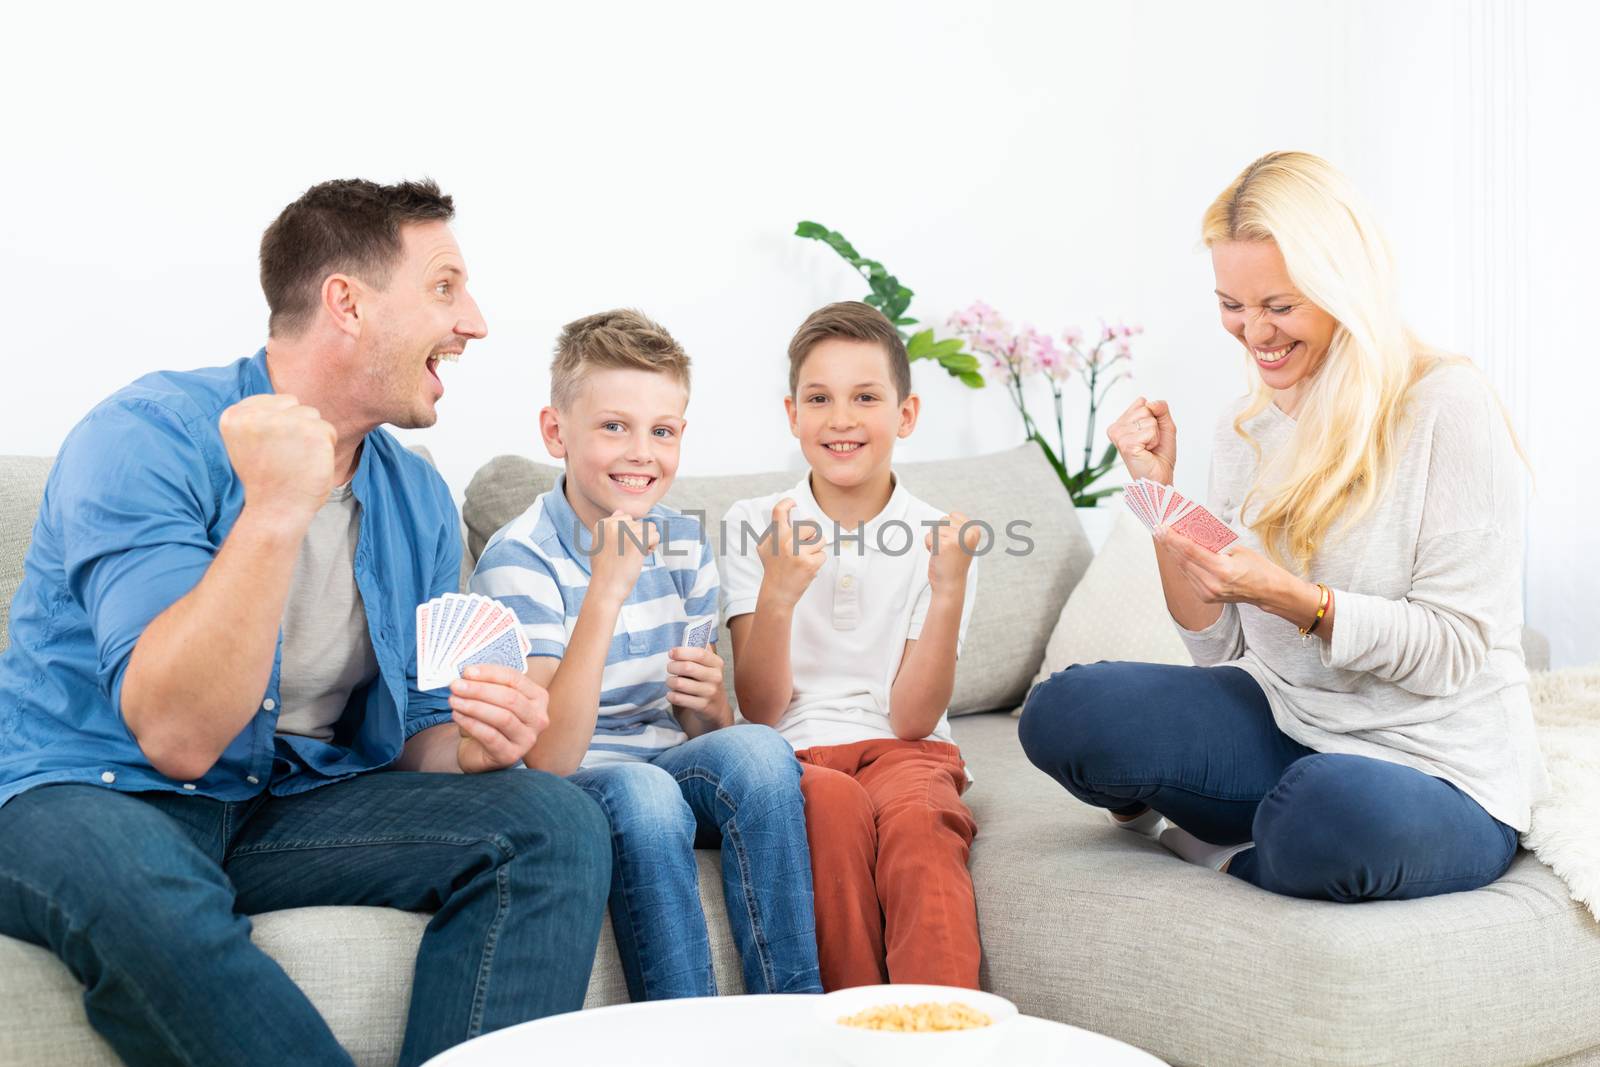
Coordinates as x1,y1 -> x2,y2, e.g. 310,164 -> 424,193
550,309 -> 691,410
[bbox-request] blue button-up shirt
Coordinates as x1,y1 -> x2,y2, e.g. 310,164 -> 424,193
0,349 -> 460,808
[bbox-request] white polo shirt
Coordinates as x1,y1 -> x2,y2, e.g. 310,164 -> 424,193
719,474 -> 977,751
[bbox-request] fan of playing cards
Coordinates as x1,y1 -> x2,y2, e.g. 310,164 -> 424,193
416,594 -> 532,692
1122,478 -> 1240,553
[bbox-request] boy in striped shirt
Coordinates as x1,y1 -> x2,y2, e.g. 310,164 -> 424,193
469,310 -> 820,1001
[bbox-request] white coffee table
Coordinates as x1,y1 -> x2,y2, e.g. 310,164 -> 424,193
422,994 -> 1168,1065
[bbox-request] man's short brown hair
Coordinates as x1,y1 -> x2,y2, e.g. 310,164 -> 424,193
787,301 -> 911,399
551,309 -> 691,410
259,178 -> 455,338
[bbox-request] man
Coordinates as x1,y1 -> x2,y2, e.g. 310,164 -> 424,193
0,179 -> 610,1066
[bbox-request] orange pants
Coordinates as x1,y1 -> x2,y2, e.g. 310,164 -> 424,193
796,738 -> 980,991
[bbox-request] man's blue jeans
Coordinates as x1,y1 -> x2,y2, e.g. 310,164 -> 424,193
1019,661 -> 1519,901
0,768 -> 611,1067
571,723 -> 822,1000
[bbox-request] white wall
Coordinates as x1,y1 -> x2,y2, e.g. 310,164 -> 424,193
3,0 -> 1593,665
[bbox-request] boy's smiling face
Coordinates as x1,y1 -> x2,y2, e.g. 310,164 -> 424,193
786,337 -> 919,496
539,367 -> 688,529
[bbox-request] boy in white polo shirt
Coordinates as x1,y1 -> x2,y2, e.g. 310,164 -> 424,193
720,301 -> 982,991
470,310 -> 821,1001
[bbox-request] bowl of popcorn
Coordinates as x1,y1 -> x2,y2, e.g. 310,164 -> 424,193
814,984 -> 1019,1067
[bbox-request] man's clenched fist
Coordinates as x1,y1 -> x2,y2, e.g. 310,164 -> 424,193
220,394 -> 337,521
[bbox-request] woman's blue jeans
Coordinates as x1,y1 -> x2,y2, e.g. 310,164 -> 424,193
1018,661 -> 1519,901
0,767 -> 611,1067
571,723 -> 822,1000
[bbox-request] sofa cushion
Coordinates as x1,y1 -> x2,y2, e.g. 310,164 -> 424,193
462,443 -> 1091,715
1030,509 -> 1191,692
0,456 -> 53,655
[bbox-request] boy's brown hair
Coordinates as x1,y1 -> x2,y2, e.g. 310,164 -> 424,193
787,301 -> 912,400
551,309 -> 691,409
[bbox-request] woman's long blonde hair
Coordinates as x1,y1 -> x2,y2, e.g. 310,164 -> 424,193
1202,151 -> 1461,573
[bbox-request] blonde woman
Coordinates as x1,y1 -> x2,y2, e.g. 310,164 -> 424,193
1018,151 -> 1546,901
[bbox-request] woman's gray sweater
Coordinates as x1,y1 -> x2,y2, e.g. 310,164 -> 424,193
1178,363 -> 1547,830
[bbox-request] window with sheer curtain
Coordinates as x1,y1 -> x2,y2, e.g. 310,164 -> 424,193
1453,0 -> 1597,668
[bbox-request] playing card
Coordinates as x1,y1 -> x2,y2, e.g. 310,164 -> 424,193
1122,479 -> 1155,529
683,617 -> 716,649
415,602 -> 432,673
1170,505 -> 1239,553
453,627 -> 527,680
429,594 -> 467,677
1141,480 -> 1163,520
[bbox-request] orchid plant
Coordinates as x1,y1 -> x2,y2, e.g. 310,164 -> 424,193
948,301 -> 1142,507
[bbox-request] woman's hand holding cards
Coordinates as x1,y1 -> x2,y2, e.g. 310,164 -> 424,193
448,664 -> 551,773
1107,396 -> 1177,485
1156,527 -> 1326,634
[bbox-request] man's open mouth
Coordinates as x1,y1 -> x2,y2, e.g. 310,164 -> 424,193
426,351 -> 462,389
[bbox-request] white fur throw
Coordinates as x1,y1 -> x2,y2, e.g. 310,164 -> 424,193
1525,667 -> 1600,922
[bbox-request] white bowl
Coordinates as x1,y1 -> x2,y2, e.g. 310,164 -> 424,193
813,984 -> 1019,1067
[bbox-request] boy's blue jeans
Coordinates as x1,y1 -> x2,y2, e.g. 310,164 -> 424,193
571,723 -> 822,1000
0,768 -> 611,1067
1019,661 -> 1519,901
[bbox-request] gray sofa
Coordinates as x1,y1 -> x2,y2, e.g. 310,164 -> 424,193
2,444 -> 1597,1067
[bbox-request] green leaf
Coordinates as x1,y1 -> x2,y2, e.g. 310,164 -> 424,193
795,222 -> 871,270
869,271 -> 901,293
1028,432 -> 1069,485
957,370 -> 987,389
894,316 -> 919,326
905,328 -> 936,359
883,284 -> 913,320
925,338 -> 967,359
938,353 -> 981,373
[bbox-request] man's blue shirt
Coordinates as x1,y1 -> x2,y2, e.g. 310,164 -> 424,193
0,349 -> 461,808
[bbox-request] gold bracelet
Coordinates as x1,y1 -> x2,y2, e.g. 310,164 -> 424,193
1298,583 -> 1330,638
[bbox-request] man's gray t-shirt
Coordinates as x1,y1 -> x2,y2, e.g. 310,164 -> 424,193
276,483 -> 378,741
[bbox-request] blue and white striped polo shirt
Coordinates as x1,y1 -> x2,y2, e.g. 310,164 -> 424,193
469,476 -> 720,767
